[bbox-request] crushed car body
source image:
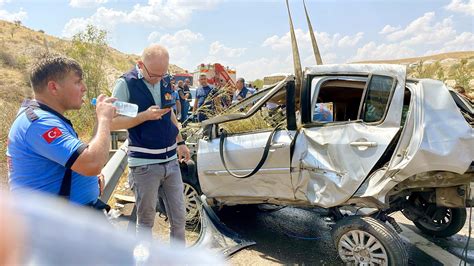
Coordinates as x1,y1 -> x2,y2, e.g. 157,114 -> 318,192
177,3 -> 473,264
194,64 -> 473,209
179,63 -> 473,265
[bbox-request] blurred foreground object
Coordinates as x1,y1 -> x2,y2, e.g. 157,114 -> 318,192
0,192 -> 224,265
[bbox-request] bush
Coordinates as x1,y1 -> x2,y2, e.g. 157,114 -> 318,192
66,104 -> 97,139
65,25 -> 110,139
16,55 -> 28,69
0,50 -> 17,68
0,100 -> 21,163
67,25 -> 109,102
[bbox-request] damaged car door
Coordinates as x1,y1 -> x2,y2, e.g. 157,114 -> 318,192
291,65 -> 406,208
197,79 -> 296,204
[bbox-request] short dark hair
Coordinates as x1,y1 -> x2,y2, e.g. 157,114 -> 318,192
30,55 -> 83,93
237,77 -> 245,84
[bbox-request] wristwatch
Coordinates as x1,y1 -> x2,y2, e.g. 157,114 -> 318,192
177,140 -> 185,146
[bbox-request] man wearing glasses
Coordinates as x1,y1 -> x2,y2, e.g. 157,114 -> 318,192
110,44 -> 190,246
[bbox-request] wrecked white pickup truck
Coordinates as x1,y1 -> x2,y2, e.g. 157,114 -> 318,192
178,63 -> 474,265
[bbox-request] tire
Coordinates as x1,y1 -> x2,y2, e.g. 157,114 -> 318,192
156,181 -> 201,227
182,181 -> 201,227
413,207 -> 467,237
181,160 -> 202,227
332,216 -> 408,266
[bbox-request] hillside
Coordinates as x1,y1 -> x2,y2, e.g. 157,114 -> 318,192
0,20 -> 186,190
354,51 -> 474,91
354,51 -> 474,65
0,20 -> 185,104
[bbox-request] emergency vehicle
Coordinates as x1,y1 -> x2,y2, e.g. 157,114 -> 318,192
192,63 -> 236,87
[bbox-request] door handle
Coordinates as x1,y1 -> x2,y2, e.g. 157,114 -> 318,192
350,141 -> 377,147
271,143 -> 287,149
269,143 -> 287,153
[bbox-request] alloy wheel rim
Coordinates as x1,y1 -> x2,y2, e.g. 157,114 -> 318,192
418,208 -> 452,231
183,183 -> 199,223
338,229 -> 389,265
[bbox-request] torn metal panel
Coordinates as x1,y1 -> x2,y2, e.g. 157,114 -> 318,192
291,124 -> 400,208
391,79 -> 473,176
357,80 -> 474,203
290,64 -> 406,208
192,195 -> 256,257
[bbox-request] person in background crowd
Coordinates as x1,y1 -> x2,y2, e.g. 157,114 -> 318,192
248,83 -> 256,95
110,44 -> 190,246
7,55 -> 115,208
232,77 -> 251,104
217,78 -> 232,107
193,74 -> 215,122
171,79 -> 181,118
170,77 -> 176,90
177,80 -> 190,122
184,78 -> 192,90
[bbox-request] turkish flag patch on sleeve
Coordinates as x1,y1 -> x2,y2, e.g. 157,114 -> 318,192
42,127 -> 63,143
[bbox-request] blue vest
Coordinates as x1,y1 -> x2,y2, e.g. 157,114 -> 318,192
122,69 -> 179,159
233,87 -> 250,103
239,87 -> 250,99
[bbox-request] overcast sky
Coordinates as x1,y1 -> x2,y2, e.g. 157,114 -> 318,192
1,0 -> 473,80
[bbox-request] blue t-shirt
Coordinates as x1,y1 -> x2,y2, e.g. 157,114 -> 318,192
196,85 -> 214,108
313,103 -> 334,122
7,100 -> 99,205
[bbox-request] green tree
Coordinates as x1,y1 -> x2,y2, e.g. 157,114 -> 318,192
253,79 -> 264,89
413,60 -> 425,78
433,61 -> 445,81
67,25 -> 109,100
66,25 -> 109,137
453,59 -> 470,90
10,21 -> 21,39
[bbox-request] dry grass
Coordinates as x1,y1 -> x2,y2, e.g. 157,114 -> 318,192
187,84 -> 287,136
220,108 -> 285,133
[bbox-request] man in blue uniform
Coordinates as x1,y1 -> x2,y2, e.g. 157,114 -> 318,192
111,44 -> 190,245
7,56 -> 116,206
193,74 -> 215,122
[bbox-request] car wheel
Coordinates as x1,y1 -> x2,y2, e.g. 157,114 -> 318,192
332,216 -> 408,266
413,207 -> 466,237
183,181 -> 201,227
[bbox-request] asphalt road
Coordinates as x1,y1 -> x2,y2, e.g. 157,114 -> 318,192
118,202 -> 472,265
217,206 -> 444,265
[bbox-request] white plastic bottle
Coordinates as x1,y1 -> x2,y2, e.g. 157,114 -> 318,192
91,98 -> 139,118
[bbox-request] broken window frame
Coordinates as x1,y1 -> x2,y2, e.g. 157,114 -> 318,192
307,74 -> 397,127
358,74 -> 398,125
